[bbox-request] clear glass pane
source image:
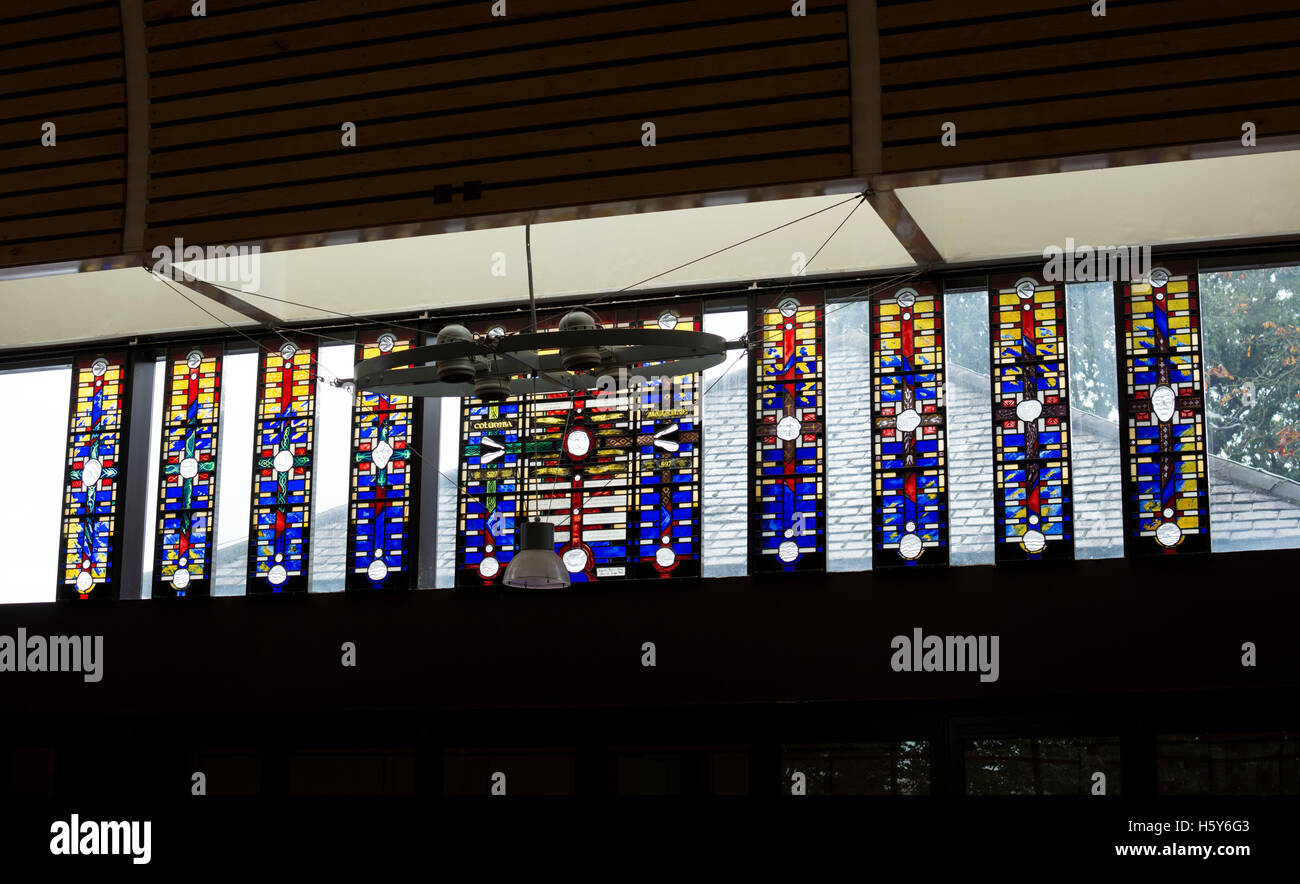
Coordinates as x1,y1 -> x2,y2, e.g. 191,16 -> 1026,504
944,288 -> 994,566
1158,732 -> 1299,795
826,298 -> 872,571
701,310 -> 748,578
1201,266 -> 1300,553
0,364 -> 71,604
782,740 -> 930,795
139,358 -> 165,597
436,396 -> 460,588
308,342 -> 355,593
965,736 -> 1121,795
213,350 -> 257,595
1066,282 -> 1124,559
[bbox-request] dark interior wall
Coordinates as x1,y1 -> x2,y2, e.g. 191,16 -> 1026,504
1,548 -> 1295,717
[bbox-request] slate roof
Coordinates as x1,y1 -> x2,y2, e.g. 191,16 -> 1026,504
210,352 -> 1300,591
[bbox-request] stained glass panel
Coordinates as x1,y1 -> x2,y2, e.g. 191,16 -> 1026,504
58,352 -> 131,600
1116,264 -> 1211,554
248,338 -> 318,592
346,330 -> 420,590
871,283 -> 948,568
751,293 -> 825,572
456,307 -> 702,585
153,345 -> 223,597
988,273 -> 1074,562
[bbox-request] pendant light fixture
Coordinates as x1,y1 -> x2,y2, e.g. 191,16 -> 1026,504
501,224 -> 570,589
502,520 -> 570,588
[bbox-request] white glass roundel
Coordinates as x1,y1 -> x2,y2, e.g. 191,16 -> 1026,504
1151,385 -> 1177,423
777,540 -> 800,562
564,429 -> 593,457
1016,398 -> 1043,423
895,408 -> 921,434
562,547 -> 589,573
775,415 -> 802,441
898,533 -> 923,560
479,556 -> 500,578
1155,521 -> 1182,548
655,546 -> 676,568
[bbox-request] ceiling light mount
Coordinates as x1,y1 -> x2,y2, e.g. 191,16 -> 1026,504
353,315 -> 736,400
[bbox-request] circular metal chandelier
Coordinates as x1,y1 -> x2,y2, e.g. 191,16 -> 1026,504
352,308 -> 736,400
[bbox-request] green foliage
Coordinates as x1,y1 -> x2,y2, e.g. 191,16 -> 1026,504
1201,267 -> 1300,481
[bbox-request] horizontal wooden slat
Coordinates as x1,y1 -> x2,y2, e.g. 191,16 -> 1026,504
149,13 -> 847,120
883,45 -> 1300,115
148,122 -> 850,223
148,0 -> 772,83
150,68 -> 848,173
148,0 -> 706,69
883,105 -> 1300,170
0,107 -> 125,146
151,41 -> 839,148
0,210 -> 123,244
881,14 -> 1300,86
0,5 -> 119,44
0,182 -> 123,218
0,0 -> 113,20
881,0 -> 1300,59
144,151 -> 849,248
0,83 -> 125,120
150,98 -> 848,198
0,159 -> 125,195
1,234 -> 122,268
145,0 -> 631,42
884,75 -> 1300,141
877,0 -> 1071,30
0,32 -> 122,72
0,134 -> 126,170
0,58 -> 124,96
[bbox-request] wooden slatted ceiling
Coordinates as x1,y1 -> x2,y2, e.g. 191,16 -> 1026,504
141,0 -> 852,249
0,1 -> 126,267
878,0 -> 1300,172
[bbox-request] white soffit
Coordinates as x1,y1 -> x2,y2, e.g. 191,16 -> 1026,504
528,193 -> 915,298
0,267 -> 254,350
895,150 -> 1300,265
0,192 -> 912,350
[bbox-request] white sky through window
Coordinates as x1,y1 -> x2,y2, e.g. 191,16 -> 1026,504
0,365 -> 71,603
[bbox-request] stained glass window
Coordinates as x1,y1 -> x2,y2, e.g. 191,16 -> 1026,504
988,273 -> 1074,562
58,352 -> 131,600
346,330 -> 420,590
751,293 -> 825,572
457,307 -> 703,586
1115,264 -> 1211,555
870,283 -> 947,568
248,338 -> 318,592
152,345 -> 223,597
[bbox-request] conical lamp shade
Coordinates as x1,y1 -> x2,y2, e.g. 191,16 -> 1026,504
503,520 -> 571,588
